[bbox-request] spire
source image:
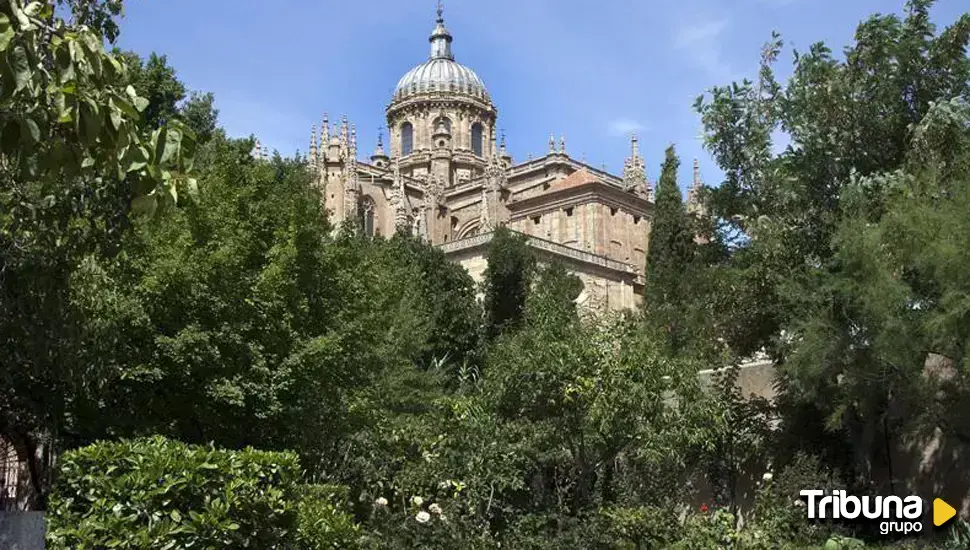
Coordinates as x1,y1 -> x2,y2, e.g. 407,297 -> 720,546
371,128 -> 388,163
429,1 -> 454,60
623,133 -> 648,195
340,115 -> 349,147
499,130 -> 511,163
559,135 -> 566,154
351,124 -> 358,155
687,158 -> 705,214
549,134 -> 556,154
321,113 -> 330,145
253,139 -> 262,160
309,125 -> 318,163
479,187 -> 491,230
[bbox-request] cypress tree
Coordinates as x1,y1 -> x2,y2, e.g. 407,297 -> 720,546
644,145 -> 695,350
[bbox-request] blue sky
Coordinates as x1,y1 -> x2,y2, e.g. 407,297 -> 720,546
115,0 -> 965,191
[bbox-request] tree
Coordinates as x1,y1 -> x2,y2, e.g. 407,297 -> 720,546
695,0 -> 970,481
115,51 -> 186,129
55,0 -> 123,42
644,145 -> 695,352
384,233 -> 482,370
180,91 -> 218,144
0,0 -> 195,509
115,51 -> 220,143
525,262 -> 583,332
695,0 -> 970,358
780,97 -> 970,485
482,227 -> 535,339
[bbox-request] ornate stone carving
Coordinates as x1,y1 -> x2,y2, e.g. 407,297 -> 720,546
623,134 -> 649,197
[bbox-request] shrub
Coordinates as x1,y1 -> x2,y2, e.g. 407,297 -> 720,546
46,436 -> 355,549
751,452 -> 845,546
593,505 -> 684,548
296,484 -> 360,549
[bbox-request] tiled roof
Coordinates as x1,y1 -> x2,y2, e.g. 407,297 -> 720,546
552,169 -> 599,191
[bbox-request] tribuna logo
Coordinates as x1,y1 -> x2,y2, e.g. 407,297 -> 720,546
800,490 -> 924,535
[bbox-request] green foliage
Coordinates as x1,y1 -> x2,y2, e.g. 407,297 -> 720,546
525,262 -> 583,330
699,366 -> 775,513
671,509 -> 746,550
384,233 -> 482,369
695,0 -> 970,483
46,436 -> 304,549
0,0 -> 196,508
115,51 -> 220,143
482,307 -> 707,521
56,0 -> 123,42
180,91 -> 219,143
115,52 -> 186,129
696,0 -> 970,357
296,484 -> 361,549
482,226 -> 536,338
751,453 -> 844,546
67,136 -> 416,481
47,437 -> 359,549
779,97 -> 970,477
0,0 -> 195,198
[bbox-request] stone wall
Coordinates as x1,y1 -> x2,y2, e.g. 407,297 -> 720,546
0,513 -> 45,550
697,360 -> 970,523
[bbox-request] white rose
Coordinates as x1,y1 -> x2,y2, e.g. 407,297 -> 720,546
762,472 -> 773,482
415,511 -> 431,523
411,496 -> 424,506
375,497 -> 388,507
429,503 -> 442,514
440,514 -> 448,523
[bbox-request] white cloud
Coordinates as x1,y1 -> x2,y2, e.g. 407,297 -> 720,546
673,18 -> 738,82
674,19 -> 728,49
607,118 -> 646,137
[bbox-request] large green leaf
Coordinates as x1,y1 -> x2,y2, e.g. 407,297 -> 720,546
159,127 -> 182,166
54,41 -> 74,84
79,98 -> 100,146
20,116 -> 39,145
0,14 -> 13,52
7,43 -> 30,93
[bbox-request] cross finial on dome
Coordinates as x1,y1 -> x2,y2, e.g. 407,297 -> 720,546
437,0 -> 444,23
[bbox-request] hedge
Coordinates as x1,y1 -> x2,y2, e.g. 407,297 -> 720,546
46,436 -> 357,549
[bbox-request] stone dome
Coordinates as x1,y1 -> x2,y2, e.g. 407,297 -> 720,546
391,5 -> 490,103
393,59 -> 488,102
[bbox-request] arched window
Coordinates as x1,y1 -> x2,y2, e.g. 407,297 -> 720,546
359,196 -> 376,237
471,123 -> 483,156
401,122 -> 413,156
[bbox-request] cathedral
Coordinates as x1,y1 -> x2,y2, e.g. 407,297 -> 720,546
290,4 -> 704,311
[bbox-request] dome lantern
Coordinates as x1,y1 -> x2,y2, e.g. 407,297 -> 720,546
429,1 -> 453,61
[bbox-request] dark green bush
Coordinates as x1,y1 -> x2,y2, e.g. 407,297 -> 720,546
46,436 -> 354,549
296,484 -> 360,549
